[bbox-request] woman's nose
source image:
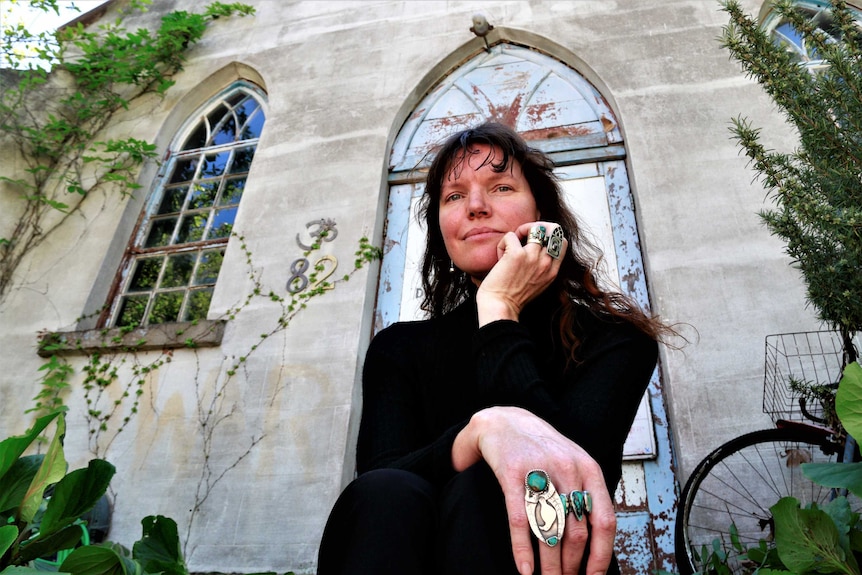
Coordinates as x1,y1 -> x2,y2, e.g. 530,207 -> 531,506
467,190 -> 489,217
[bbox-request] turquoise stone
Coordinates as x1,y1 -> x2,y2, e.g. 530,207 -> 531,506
547,536 -> 559,546
526,470 -> 548,493
559,494 -> 568,514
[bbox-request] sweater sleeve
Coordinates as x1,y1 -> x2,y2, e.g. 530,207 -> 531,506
472,314 -> 658,487
355,323 -> 467,486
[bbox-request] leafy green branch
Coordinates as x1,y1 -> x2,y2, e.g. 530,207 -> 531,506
0,1 -> 255,304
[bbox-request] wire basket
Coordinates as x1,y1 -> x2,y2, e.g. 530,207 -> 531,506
763,331 -> 846,424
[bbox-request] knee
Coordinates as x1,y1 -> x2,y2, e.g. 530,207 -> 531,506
341,468 -> 436,513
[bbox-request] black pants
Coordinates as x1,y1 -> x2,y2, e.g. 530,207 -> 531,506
317,463 -> 619,574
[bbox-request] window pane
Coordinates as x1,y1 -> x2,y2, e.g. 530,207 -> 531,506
220,178 -> 246,206
162,253 -> 195,288
145,217 -> 177,248
211,113 -> 238,146
182,121 -> 208,151
240,108 -> 265,140
177,213 -> 208,243
194,250 -> 224,285
200,151 -> 230,178
209,207 -> 237,239
169,158 -> 198,184
117,294 -> 149,327
227,92 -> 246,107
206,104 -> 227,136
184,288 -> 213,321
128,257 -> 163,292
148,291 -> 183,324
229,147 -> 255,174
188,182 -> 218,210
235,98 -> 256,127
158,186 -> 188,214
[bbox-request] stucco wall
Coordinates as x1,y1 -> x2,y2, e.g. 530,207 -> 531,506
0,1 -> 820,572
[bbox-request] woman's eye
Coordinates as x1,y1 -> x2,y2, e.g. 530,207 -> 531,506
496,185 -> 513,193
444,193 -> 463,203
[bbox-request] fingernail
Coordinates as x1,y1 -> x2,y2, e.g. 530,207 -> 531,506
519,562 -> 531,575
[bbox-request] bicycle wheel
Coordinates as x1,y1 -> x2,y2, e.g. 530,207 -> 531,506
675,426 -> 853,574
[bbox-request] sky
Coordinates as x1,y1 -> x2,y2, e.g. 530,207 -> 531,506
0,0 -> 110,68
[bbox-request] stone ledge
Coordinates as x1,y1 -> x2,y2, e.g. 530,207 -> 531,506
37,320 -> 225,357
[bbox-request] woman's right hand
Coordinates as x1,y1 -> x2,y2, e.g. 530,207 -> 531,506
452,406 -> 615,575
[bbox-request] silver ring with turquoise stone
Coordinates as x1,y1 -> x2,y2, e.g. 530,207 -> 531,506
526,224 -> 547,246
524,469 -> 566,547
567,490 -> 592,521
570,490 -> 586,521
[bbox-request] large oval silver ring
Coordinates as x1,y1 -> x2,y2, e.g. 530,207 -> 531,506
524,469 -> 566,547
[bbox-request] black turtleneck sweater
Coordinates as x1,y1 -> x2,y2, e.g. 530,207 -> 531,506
356,293 -> 659,494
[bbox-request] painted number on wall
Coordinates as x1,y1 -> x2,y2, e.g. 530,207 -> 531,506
287,218 -> 339,294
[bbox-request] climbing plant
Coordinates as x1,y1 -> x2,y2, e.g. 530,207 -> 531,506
0,0 -> 255,304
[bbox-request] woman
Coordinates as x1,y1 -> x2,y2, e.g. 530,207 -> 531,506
318,122 -> 669,575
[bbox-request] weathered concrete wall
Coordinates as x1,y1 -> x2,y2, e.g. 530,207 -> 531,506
0,0 -> 821,572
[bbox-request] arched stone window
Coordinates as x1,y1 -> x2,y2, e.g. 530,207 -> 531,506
105,81 -> 266,327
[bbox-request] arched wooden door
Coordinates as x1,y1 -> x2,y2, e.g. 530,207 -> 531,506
377,43 -> 677,573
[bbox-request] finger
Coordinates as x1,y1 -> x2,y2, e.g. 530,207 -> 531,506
559,490 -> 588,575
497,231 -> 523,261
582,482 -> 616,575
504,484 -> 537,575
538,538 -> 563,575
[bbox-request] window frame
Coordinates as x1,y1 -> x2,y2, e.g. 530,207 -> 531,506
98,81 -> 267,329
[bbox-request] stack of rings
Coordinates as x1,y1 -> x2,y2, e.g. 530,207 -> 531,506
524,469 -> 592,546
526,224 -> 565,260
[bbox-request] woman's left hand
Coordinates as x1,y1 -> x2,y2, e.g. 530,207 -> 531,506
476,221 -> 568,326
451,406 -> 616,575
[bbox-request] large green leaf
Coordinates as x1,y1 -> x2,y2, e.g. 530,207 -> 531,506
0,566 -> 68,574
0,411 -> 62,481
19,413 -> 67,524
0,455 -> 43,514
58,545 -> 132,575
0,525 -> 18,559
803,462 -> 862,497
837,362 -> 862,440
39,460 -> 115,538
17,523 -> 84,563
132,516 -> 187,575
771,497 -> 858,574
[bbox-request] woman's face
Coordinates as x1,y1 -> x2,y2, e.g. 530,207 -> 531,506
438,144 -> 539,281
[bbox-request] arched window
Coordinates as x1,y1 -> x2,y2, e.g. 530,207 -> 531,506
763,0 -> 862,70
107,82 -> 266,327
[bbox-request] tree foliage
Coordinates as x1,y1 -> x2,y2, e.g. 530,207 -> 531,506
0,0 -> 254,304
720,0 -> 862,362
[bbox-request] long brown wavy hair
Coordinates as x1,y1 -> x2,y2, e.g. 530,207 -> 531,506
417,121 -> 669,358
